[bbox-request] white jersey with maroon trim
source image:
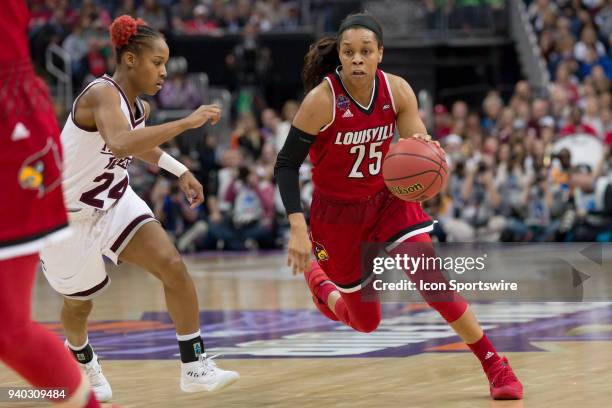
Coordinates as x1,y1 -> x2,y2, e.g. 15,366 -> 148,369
61,75 -> 146,211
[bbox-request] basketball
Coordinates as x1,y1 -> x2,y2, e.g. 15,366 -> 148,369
382,138 -> 448,202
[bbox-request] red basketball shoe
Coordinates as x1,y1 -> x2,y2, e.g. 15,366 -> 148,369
486,356 -> 523,400
304,261 -> 339,321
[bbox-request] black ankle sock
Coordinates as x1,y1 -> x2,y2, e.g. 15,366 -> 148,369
69,343 -> 94,364
178,336 -> 204,363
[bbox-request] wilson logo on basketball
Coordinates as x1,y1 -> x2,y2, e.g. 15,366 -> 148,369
389,183 -> 424,195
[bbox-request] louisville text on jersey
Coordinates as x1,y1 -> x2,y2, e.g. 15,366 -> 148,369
334,123 -> 395,146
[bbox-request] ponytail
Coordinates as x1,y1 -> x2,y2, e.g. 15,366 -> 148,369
301,36 -> 340,93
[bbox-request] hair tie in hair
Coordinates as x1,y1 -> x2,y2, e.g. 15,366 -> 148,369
337,14 -> 383,45
110,15 -> 146,48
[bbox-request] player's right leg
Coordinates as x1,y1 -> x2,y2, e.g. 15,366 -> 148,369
0,254 -> 101,407
118,221 -> 239,392
40,213 -> 113,402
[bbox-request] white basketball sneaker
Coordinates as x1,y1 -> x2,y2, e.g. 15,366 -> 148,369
80,353 -> 113,402
180,354 -> 240,392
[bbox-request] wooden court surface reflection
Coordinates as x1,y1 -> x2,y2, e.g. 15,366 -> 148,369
1,253 -> 612,407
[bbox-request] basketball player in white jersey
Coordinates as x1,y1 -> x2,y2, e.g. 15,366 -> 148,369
39,15 -> 239,401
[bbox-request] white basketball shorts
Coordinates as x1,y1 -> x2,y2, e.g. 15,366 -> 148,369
40,186 -> 158,299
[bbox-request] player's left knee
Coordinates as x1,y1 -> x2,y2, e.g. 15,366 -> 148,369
157,252 -> 189,288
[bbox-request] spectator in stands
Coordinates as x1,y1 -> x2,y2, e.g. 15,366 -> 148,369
171,0 -> 195,34
561,106 -> 598,137
255,0 -> 286,28
137,0 -> 169,33
275,100 -> 299,151
574,25 -> 606,63
482,92 -> 503,134
236,0 -> 254,27
217,3 -> 242,33
84,36 -> 109,81
527,98 -> 550,137
452,100 -> 469,122
433,104 -> 452,139
583,95 -> 604,137
590,65 -> 611,93
185,4 -> 221,35
260,108 -> 281,141
277,2 -> 300,30
231,111 -> 264,160
62,22 -> 89,86
206,166 -> 275,250
595,0 -> 612,39
550,84 -> 571,122
225,21 -> 273,91
256,142 -> 276,183
528,0 -> 559,33
152,177 -> 199,241
114,0 -> 136,19
443,158 -> 503,241
157,57 -> 203,109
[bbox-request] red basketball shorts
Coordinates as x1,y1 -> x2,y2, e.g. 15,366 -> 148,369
309,187 -> 433,292
0,59 -> 69,260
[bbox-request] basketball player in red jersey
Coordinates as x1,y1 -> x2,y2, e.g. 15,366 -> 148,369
274,13 -> 523,400
0,1 -> 107,407
37,15 -> 238,400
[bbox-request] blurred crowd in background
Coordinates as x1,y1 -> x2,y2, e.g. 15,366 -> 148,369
26,0 -> 612,250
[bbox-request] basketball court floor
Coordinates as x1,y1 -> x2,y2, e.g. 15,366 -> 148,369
1,252 -> 612,407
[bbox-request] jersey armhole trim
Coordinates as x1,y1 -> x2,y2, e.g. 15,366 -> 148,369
383,72 -> 398,115
320,76 -> 336,132
71,80 -> 107,133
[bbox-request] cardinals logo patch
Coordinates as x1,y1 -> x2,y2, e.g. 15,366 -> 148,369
313,241 -> 329,262
18,138 -> 63,198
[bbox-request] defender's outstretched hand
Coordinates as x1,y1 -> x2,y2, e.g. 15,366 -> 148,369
184,105 -> 221,129
178,171 -> 204,208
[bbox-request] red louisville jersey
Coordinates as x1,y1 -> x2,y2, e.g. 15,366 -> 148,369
0,0 -> 30,62
310,68 -> 397,201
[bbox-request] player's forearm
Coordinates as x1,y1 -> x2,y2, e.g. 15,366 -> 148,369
135,147 -> 164,165
110,119 -> 190,157
274,126 -> 314,216
288,212 -> 307,230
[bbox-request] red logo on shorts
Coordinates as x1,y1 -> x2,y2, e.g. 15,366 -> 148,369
18,138 -> 62,198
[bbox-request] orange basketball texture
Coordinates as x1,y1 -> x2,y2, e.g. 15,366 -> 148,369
382,138 -> 448,202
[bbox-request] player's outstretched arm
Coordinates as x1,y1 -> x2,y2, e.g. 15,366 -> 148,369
90,84 -> 220,158
275,82 -> 333,274
133,101 -> 205,208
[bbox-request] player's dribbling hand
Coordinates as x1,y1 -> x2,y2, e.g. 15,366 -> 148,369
287,222 -> 311,275
408,133 -> 441,149
178,171 -> 204,208
185,104 -> 221,129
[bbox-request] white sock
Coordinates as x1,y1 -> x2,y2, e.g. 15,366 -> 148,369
176,329 -> 201,342
66,337 -> 89,351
